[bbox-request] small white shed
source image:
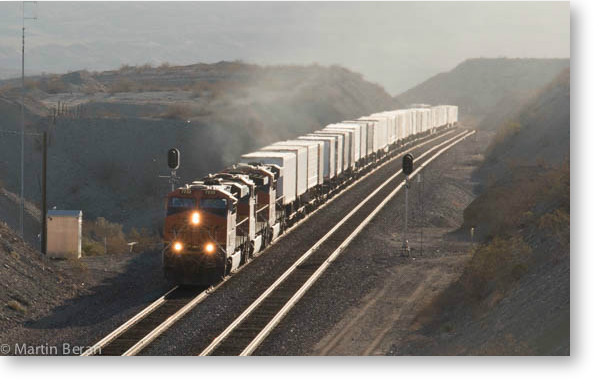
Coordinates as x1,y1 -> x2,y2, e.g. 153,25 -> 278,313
47,210 -> 82,258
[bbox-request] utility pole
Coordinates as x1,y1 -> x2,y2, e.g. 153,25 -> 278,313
41,131 -> 47,253
19,1 -> 37,237
402,154 -> 414,258
417,172 -> 424,256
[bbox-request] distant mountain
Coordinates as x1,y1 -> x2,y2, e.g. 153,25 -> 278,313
394,58 -> 570,121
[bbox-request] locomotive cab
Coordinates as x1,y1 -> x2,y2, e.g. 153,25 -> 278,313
227,163 -> 282,241
163,183 -> 241,286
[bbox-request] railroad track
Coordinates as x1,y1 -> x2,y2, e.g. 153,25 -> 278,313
81,128 -> 463,356
199,130 -> 474,356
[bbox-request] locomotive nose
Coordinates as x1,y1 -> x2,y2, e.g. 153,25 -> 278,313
191,211 -> 201,225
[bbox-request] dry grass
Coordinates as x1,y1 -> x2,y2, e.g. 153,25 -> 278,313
127,227 -> 162,252
7,300 -> 27,313
82,217 -> 161,256
82,217 -> 128,256
107,79 -> 136,94
160,103 -> 195,119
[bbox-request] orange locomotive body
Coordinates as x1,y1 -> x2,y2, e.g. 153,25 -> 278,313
163,182 -> 239,285
162,164 -> 280,286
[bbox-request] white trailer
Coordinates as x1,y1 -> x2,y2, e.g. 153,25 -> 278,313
240,151 -> 297,205
262,145 -> 308,198
315,129 -> 350,171
298,136 -> 333,183
371,112 -> 397,146
307,132 -> 343,177
342,120 -> 368,161
325,124 -> 361,166
354,118 -> 377,157
363,115 -> 389,152
281,140 -> 322,187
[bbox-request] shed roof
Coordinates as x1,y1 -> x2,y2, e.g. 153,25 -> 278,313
48,210 -> 82,218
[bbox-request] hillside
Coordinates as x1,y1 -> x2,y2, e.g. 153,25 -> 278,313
401,68 -> 570,355
0,62 -> 397,239
476,68 -> 570,186
0,220 -> 78,333
394,58 -> 569,122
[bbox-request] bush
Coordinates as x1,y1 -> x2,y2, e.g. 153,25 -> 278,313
160,103 -> 194,119
82,217 -> 128,255
7,300 -> 27,313
127,227 -> 162,252
44,76 -> 70,94
461,236 -> 532,302
108,79 -> 136,94
538,208 -> 570,249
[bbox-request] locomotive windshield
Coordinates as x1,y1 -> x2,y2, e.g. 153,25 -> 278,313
167,197 -> 196,215
199,198 -> 228,216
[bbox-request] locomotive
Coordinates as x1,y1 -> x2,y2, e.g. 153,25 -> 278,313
163,105 -> 458,285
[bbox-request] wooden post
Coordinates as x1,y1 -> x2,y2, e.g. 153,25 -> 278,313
41,131 -> 47,254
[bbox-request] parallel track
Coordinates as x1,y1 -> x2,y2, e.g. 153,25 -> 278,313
82,128 -> 461,356
200,130 -> 474,356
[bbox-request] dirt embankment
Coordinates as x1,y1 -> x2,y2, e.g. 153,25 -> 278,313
395,69 -> 570,356
0,216 -> 171,354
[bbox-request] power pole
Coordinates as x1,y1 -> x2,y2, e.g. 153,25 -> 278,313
19,1 -> 37,237
417,172 -> 424,256
41,131 -> 47,253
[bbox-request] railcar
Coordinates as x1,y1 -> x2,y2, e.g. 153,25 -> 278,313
162,105 -> 459,285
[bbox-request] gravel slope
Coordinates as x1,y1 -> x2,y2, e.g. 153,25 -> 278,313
254,129 -> 484,355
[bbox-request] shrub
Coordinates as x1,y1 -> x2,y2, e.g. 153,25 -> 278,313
538,208 -> 570,249
460,236 -> 532,302
108,79 -> 136,94
82,217 -> 128,255
44,76 -> 70,94
118,64 -> 133,73
160,103 -> 194,119
7,300 -> 26,313
127,227 -> 162,252
135,63 -> 153,73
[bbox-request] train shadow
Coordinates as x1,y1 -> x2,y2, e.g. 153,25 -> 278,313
23,250 -> 174,330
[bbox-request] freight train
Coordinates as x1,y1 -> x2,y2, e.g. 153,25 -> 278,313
162,105 -> 458,285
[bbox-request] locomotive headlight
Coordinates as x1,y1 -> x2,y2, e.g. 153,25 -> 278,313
204,242 -> 216,254
191,211 -> 201,225
173,241 -> 183,252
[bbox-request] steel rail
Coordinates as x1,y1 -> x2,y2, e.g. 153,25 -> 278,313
198,129 -> 471,356
80,128 -> 457,356
80,285 -> 179,356
239,131 -> 475,356
118,129 -> 457,356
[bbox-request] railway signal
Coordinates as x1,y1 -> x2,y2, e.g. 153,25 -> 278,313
167,148 -> 180,170
402,153 -> 414,175
160,148 -> 181,192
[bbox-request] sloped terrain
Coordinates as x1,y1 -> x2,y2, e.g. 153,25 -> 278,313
0,220 -> 76,333
0,62 -> 397,236
476,68 -> 570,186
394,58 -> 569,122
399,68 -> 570,355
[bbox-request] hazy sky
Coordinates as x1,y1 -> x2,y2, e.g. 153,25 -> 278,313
0,1 -> 570,94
